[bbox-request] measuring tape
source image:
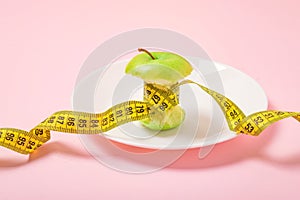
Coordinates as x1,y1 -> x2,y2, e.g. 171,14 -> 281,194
0,81 -> 299,154
177,80 -> 300,134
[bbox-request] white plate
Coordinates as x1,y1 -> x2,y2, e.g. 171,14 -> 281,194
74,58 -> 268,150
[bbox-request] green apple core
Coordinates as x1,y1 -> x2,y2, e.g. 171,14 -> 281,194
125,48 -> 193,130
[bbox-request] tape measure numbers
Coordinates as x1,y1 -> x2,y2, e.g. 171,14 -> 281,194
0,81 -> 299,154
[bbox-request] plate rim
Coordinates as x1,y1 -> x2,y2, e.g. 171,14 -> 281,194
75,59 -> 268,150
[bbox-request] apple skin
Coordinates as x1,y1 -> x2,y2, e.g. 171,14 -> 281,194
125,51 -> 193,85
125,50 -> 193,131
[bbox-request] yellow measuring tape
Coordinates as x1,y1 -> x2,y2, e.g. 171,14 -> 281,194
0,81 -> 299,155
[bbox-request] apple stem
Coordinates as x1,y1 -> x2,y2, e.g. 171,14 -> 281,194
138,48 -> 156,60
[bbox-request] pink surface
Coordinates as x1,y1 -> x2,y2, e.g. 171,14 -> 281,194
0,0 -> 299,199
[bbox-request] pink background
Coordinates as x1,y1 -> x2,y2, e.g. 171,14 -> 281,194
0,0 -> 299,199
